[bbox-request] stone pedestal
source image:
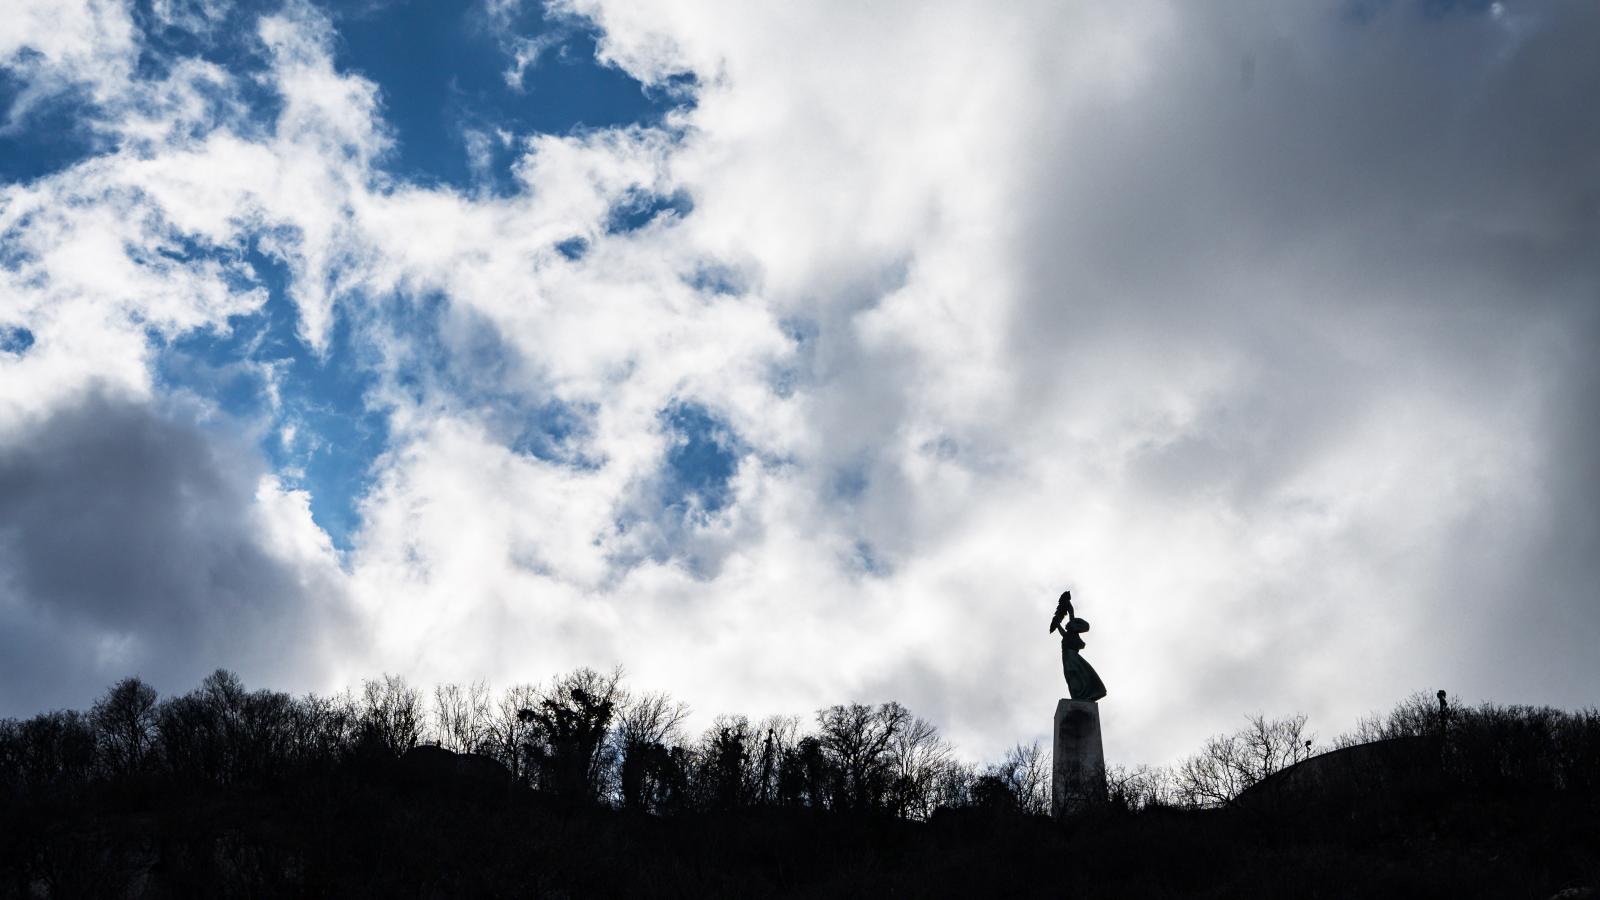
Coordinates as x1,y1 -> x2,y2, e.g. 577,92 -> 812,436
1051,699 -> 1107,818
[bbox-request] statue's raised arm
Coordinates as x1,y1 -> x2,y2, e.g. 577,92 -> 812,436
1048,590 -> 1074,633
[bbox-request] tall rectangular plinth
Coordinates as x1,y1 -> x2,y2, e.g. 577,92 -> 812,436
1052,699 -> 1107,819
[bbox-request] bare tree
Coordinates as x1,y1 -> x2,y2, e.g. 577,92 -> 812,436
155,670 -> 283,784
816,702 -> 911,812
356,674 -> 423,757
201,670 -> 247,780
1238,713 -> 1316,782
7,711 -> 97,788
286,693 -> 352,770
234,687 -> 295,782
616,691 -> 689,811
156,692 -> 220,782
1174,713 -> 1317,807
931,760 -> 977,812
91,677 -> 158,776
752,714 -> 804,806
486,683 -> 539,783
885,714 -> 957,820
981,742 -> 1051,816
1174,731 -> 1250,808
1107,763 -> 1175,811
433,680 -> 493,753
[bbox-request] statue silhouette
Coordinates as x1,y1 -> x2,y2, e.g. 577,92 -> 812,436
1049,590 -> 1107,702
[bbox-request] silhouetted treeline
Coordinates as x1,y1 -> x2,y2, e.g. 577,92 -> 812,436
4,674 -> 1599,817
2,675 -> 1597,897
0,666 -> 1054,819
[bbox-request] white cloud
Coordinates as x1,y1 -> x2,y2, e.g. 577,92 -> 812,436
0,0 -> 139,131
501,33 -> 562,91
397,0 -> 1597,762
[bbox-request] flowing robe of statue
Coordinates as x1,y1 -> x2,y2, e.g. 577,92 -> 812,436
1058,622 -> 1107,702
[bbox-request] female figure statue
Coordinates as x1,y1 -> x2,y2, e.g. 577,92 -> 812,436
1049,590 -> 1107,702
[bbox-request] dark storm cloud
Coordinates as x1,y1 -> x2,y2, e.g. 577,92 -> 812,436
1004,2 -> 1600,715
0,387 -> 354,715
1015,3 -> 1600,362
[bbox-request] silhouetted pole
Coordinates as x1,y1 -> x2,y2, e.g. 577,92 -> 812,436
1435,689 -> 1450,770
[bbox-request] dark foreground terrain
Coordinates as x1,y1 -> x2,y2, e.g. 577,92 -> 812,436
3,763 -> 1596,899
5,674 -> 1597,897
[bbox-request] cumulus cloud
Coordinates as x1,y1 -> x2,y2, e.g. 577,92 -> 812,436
0,387 -> 353,712
2,0 -> 1597,767
438,0 -> 1600,760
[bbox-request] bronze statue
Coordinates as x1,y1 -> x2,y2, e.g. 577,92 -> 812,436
1049,590 -> 1106,702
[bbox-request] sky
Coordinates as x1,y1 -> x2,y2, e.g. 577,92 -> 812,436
1,0 -> 1596,767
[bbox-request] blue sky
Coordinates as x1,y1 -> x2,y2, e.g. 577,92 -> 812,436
5,0 -> 699,550
329,0 -> 676,191
2,0 -> 1597,767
